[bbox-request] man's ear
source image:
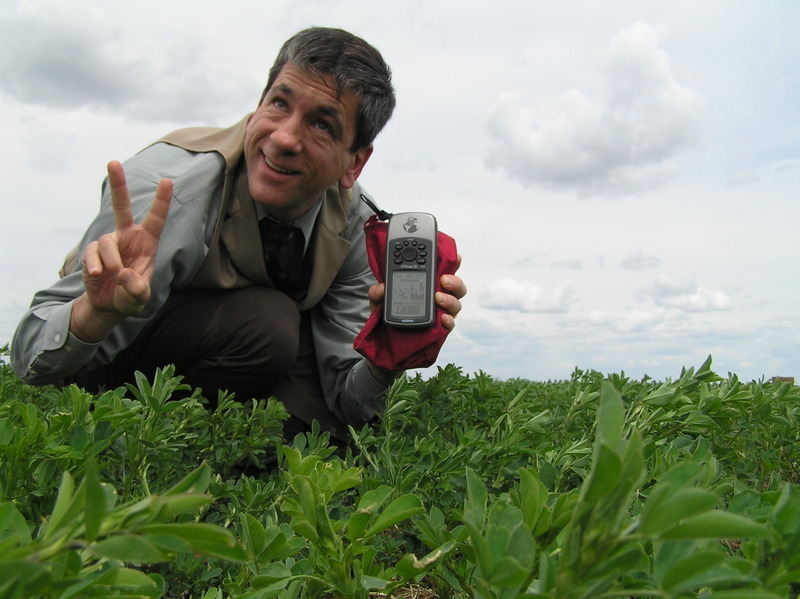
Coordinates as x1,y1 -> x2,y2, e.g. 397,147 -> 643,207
339,145 -> 373,189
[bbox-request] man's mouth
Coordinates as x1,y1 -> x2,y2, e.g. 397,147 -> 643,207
264,156 -> 300,175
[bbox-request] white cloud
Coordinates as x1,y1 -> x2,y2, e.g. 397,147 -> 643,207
0,3 -> 256,123
550,259 -> 583,270
727,172 -> 760,187
481,278 -> 574,313
620,250 -> 662,270
0,5 -> 132,108
484,22 -> 707,197
639,274 -> 732,312
774,160 -> 800,175
584,307 -> 675,334
1,0 -> 797,387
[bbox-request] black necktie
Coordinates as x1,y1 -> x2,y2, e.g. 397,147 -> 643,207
259,218 -> 306,298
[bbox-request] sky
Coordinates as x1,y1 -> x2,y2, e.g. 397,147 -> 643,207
1,0 -> 798,384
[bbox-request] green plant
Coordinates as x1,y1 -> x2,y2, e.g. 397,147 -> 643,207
277,445 -> 450,597
1,347 -> 798,598
0,462 -> 243,598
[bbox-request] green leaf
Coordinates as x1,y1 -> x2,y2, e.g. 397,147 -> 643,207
643,383 -> 680,407
597,381 -> 624,448
506,520 -> 536,569
347,507 -> 372,543
0,561 -> 50,592
288,519 -> 318,545
516,468 -> 548,534
145,532 -> 193,554
326,465 -> 361,494
487,556 -> 528,587
100,566 -> 164,593
700,592 -> 787,599
155,493 -> 213,520
294,476 -> 319,527
463,518 -> 493,577
639,487 -> 720,535
357,485 -> 393,511
364,493 -> 423,538
618,428 -> 644,490
58,564 -> 163,598
582,443 -> 623,504
538,551 -> 557,594
42,471 -> 76,539
240,513 -> 268,557
84,459 -> 105,542
659,549 -> 725,591
92,533 -> 167,564
56,566 -> 117,599
642,462 -> 704,506
349,486 -> 392,541
464,467 -> 488,530
660,511 -> 770,540
694,354 -> 722,384
485,516 -> 513,562
394,541 -> 455,579
770,484 -> 800,532
0,503 -> 31,545
164,463 -> 211,495
251,563 -> 293,586
282,446 -> 320,476
361,575 -> 390,590
141,523 -> 246,561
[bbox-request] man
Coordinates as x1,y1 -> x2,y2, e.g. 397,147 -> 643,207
10,27 -> 465,439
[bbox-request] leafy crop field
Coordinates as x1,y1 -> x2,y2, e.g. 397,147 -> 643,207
0,348 -> 798,598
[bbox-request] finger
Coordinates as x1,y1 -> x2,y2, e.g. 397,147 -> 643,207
82,241 -> 103,276
96,232 -> 124,275
368,282 -> 385,312
436,291 -> 462,318
141,178 -> 173,241
440,274 -> 467,300
117,269 -> 151,306
369,282 -> 385,303
107,161 -> 134,231
441,312 -> 456,331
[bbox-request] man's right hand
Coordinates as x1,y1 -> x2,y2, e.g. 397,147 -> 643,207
69,161 -> 173,343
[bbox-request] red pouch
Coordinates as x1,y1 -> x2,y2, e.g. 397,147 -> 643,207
354,214 -> 459,371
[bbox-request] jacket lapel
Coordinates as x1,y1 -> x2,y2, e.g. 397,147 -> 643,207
220,164 -> 270,285
300,186 -> 353,310
157,114 -> 250,175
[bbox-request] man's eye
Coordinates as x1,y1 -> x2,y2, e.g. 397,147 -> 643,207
315,120 -> 331,132
272,98 -> 288,109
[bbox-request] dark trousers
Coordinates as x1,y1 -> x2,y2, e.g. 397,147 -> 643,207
74,287 -> 346,438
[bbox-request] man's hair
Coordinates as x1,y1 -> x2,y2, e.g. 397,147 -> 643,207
262,27 -> 396,152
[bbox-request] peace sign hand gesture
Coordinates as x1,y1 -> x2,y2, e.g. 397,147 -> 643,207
70,161 -> 173,343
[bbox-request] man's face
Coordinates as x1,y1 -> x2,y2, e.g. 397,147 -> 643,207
244,63 -> 373,221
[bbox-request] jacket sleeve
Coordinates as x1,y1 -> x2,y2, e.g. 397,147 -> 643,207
10,145 -> 222,385
310,186 -> 389,426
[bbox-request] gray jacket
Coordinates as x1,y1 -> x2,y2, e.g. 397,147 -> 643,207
11,118 -> 387,426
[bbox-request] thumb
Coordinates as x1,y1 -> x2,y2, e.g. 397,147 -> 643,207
368,282 -> 385,312
117,269 -> 151,309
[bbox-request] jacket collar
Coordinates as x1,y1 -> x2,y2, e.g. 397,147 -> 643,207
157,113 -> 250,174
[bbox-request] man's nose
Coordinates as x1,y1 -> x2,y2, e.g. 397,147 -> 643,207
272,116 -> 303,153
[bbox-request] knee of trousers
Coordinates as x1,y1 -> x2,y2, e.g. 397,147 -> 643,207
207,287 -> 302,375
